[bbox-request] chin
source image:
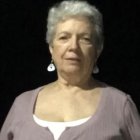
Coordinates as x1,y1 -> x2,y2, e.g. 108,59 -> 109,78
63,67 -> 81,74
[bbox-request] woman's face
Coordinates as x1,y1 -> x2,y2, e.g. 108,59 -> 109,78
50,17 -> 98,78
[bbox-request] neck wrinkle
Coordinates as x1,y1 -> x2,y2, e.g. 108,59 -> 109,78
56,76 -> 97,91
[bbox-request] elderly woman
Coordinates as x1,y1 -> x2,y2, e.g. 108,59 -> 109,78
0,0 -> 140,140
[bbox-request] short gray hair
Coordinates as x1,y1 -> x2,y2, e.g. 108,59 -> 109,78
46,0 -> 104,51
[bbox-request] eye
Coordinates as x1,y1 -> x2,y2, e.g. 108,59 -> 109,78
59,36 -> 69,40
57,33 -> 70,41
80,37 -> 92,44
83,37 -> 90,41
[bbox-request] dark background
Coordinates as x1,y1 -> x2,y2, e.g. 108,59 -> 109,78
0,0 -> 140,129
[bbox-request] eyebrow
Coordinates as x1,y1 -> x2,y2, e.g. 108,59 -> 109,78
57,32 -> 92,36
57,31 -> 69,35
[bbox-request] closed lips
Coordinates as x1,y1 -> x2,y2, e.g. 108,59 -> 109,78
65,57 -> 80,61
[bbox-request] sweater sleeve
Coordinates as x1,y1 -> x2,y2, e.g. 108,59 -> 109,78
123,95 -> 140,140
0,100 -> 16,140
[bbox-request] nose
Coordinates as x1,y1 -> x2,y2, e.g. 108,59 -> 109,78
69,36 -> 79,51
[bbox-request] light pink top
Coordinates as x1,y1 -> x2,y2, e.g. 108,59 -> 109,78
0,85 -> 140,140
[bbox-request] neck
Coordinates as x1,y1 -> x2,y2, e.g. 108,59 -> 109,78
56,75 -> 97,90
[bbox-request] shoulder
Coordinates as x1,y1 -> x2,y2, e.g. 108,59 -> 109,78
97,81 -> 128,101
102,85 -> 128,102
101,85 -> 131,114
101,85 -> 139,117
13,82 -> 55,108
13,86 -> 43,107
100,85 -> 132,122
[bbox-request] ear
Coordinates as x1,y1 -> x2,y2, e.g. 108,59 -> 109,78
49,45 -> 53,55
97,44 -> 103,58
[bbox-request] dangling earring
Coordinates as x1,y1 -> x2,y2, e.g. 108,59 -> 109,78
47,60 -> 55,72
93,65 -> 99,74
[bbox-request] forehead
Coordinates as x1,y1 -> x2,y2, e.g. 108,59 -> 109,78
55,17 -> 94,34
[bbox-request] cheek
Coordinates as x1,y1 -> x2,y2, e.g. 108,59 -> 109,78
52,47 -> 64,66
83,47 -> 97,62
52,42 -> 68,60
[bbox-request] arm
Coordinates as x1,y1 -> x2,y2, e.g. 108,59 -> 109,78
0,100 -> 16,140
123,95 -> 140,140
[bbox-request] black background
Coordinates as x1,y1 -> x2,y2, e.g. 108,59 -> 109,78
0,0 -> 140,129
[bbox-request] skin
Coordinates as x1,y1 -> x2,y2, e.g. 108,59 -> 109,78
34,17 -> 103,122
50,17 -> 99,87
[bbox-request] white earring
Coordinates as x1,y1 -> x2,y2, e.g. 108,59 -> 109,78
47,60 -> 55,72
93,65 -> 99,74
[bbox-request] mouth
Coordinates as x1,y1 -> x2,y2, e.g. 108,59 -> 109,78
65,57 -> 81,61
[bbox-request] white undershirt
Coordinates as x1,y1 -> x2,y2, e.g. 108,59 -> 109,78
33,115 -> 91,140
